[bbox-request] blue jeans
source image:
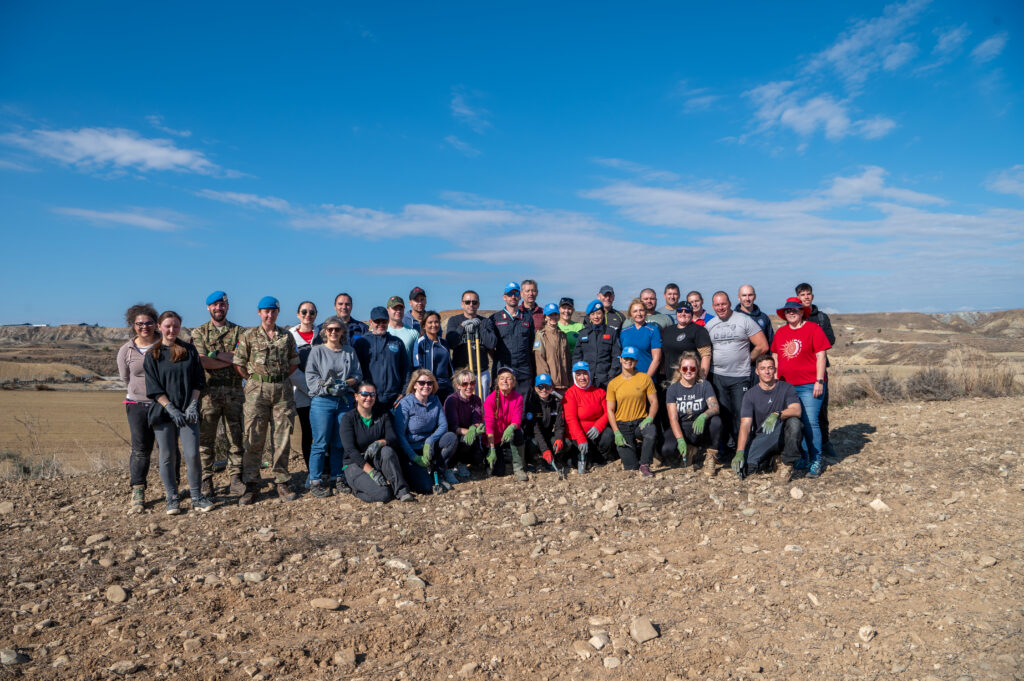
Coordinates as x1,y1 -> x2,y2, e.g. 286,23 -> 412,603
308,395 -> 352,484
793,383 -> 825,463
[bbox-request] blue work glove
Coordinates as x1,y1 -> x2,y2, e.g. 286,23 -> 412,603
164,403 -> 187,428
693,413 -> 707,435
184,399 -> 200,424
501,424 -> 517,444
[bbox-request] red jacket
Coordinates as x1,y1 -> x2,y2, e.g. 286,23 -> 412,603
562,384 -> 609,444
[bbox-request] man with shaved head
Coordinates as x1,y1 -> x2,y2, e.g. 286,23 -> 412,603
735,284 -> 774,347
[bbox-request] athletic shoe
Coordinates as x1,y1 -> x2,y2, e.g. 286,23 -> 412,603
192,494 -> 214,513
398,491 -> 416,502
807,460 -> 823,478
443,469 -> 459,485
639,464 -> 654,478
130,487 -> 145,513
276,483 -> 298,501
794,455 -> 811,471
165,498 -> 180,515
514,469 -> 528,482
454,463 -> 471,480
310,481 -> 333,498
335,477 -> 351,496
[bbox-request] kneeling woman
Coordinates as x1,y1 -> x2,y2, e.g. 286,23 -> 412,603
484,367 -> 526,480
443,368 -> 485,478
340,381 -> 414,502
394,369 -> 459,493
662,351 -> 722,467
606,346 -> 658,478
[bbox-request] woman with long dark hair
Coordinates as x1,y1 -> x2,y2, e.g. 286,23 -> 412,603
289,300 -> 318,471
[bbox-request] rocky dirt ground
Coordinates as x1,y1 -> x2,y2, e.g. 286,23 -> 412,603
0,396 -> 1022,681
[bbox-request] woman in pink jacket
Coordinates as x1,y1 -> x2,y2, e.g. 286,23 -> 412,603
484,367 -> 526,480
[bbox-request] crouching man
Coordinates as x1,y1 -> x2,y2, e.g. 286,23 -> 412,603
732,355 -> 803,480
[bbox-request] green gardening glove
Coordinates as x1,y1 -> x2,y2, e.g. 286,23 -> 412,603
676,438 -> 689,465
693,413 -> 708,435
366,467 -> 387,487
731,449 -> 746,475
423,442 -> 432,462
639,417 -> 653,430
463,426 -> 477,446
760,412 -> 779,434
486,446 -> 497,468
501,424 -> 516,444
614,430 -> 626,447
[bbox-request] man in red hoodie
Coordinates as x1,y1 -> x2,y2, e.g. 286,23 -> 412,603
562,361 -> 616,474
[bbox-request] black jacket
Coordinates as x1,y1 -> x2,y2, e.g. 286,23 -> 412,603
572,322 -> 621,388
523,390 -> 566,452
353,332 -> 409,401
445,314 -> 497,371
805,305 -> 835,345
489,308 -> 535,382
340,410 -> 399,469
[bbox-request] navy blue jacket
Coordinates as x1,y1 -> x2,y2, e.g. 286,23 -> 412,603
353,332 -> 409,402
489,308 -> 535,383
571,322 -> 621,389
413,336 -> 454,394
734,303 -> 774,347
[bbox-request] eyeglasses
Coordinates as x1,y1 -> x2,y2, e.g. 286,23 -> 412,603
463,300 -> 480,305
325,327 -> 342,334
680,367 -> 698,373
134,321 -> 155,328
357,391 -> 376,398
416,380 -> 432,386
299,309 -> 316,316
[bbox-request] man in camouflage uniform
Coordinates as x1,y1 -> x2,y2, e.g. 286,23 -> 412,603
192,290 -> 246,498
233,296 -> 300,504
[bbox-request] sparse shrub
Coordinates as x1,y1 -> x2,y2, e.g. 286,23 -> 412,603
0,450 -> 63,480
946,346 -> 1022,398
872,373 -> 904,401
905,367 -> 955,401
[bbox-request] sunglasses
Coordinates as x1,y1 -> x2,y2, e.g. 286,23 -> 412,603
134,321 -> 155,327
299,309 -> 316,316
324,327 -> 342,333
459,381 -> 475,387
505,292 -> 521,298
536,384 -> 552,390
463,300 -> 480,305
416,380 -> 432,386
357,391 -> 376,398
680,367 -> 698,373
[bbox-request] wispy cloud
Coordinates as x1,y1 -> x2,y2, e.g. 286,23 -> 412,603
145,115 -> 191,137
933,24 -> 970,55
54,207 -> 185,231
592,158 -> 680,182
1,127 -> 221,175
971,32 -> 1008,64
444,135 -> 482,157
745,82 -> 896,141
292,203 -> 525,239
986,165 -> 1024,198
676,81 -> 722,113
0,158 -> 37,172
197,189 -> 292,212
450,86 -> 491,133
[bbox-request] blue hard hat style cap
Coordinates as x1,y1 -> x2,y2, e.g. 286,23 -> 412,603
369,306 -> 389,321
572,361 -> 590,373
257,296 -> 279,310
206,290 -> 227,306
504,281 -> 521,295
535,374 -> 553,386
543,303 -> 559,316
620,346 -> 639,360
585,299 -> 603,315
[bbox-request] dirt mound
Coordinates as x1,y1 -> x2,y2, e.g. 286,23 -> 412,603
0,396 -> 1020,679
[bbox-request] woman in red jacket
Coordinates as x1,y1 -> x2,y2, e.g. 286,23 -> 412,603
562,361 -> 616,474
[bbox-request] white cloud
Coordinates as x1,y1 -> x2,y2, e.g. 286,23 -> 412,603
145,115 -> 191,137
986,165 -> 1024,198
291,203 -> 525,239
971,32 -> 1008,63
450,87 -> 491,133
676,81 -> 722,113
1,127 -> 220,174
444,135 -> 482,157
54,207 -> 184,231
933,24 -> 970,54
0,158 -> 37,172
745,82 -> 896,141
592,158 -> 680,182
197,189 -> 292,212
824,166 -> 943,204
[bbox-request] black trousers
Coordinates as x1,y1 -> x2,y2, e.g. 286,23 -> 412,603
711,373 -> 751,457
126,402 -> 156,488
744,417 -> 804,475
296,405 -> 312,469
617,418 -> 657,470
344,446 -> 410,502
660,414 -> 723,461
570,427 -> 616,466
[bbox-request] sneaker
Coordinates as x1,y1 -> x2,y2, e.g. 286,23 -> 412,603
130,487 -> 145,513
794,455 -> 811,471
228,474 -> 246,496
640,464 -> 654,478
807,459 -> 823,478
275,483 -> 298,501
455,463 -> 471,480
398,491 -> 416,502
514,469 -> 528,482
238,483 -> 258,506
310,481 -> 333,498
335,477 -> 351,496
443,469 -> 459,485
192,494 -> 214,513
200,476 -> 214,500
165,498 -> 181,515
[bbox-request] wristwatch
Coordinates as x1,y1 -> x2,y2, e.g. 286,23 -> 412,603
815,379 -> 824,384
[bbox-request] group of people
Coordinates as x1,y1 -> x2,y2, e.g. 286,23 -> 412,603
116,280 -> 836,515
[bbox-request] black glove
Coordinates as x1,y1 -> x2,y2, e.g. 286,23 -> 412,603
184,399 -> 200,424
364,441 -> 383,460
164,403 -> 187,428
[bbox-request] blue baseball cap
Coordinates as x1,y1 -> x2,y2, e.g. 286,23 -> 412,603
257,296 -> 279,310
206,290 -> 227,306
535,373 -> 553,387
369,306 -> 389,321
504,281 -> 521,295
543,303 -> 559,316
572,361 -> 590,373
585,299 -> 603,315
620,346 -> 639,360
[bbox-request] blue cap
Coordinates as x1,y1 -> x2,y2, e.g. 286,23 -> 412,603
585,299 -> 603,315
504,281 -> 521,295
572,361 -> 590,373
543,303 -> 559,316
620,346 -> 639,360
206,290 -> 227,306
535,373 -> 553,387
369,306 -> 389,321
257,296 -> 279,310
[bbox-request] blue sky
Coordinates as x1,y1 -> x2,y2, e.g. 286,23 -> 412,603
1,0 -> 1022,326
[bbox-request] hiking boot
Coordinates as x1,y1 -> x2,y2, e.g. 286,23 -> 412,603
165,498 -> 181,515
775,464 -> 792,482
228,474 -> 246,496
276,483 -> 298,501
455,463 -> 471,480
192,494 -> 214,513
212,459 -> 227,472
310,481 -> 333,498
201,476 -> 214,500
398,490 -> 416,502
129,487 -> 145,513
335,477 -> 351,496
443,469 -> 459,486
807,459 -> 823,478
514,469 -> 528,482
238,483 -> 258,506
640,464 -> 654,478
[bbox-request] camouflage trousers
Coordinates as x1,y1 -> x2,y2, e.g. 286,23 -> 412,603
199,385 -> 244,477
242,380 -> 296,484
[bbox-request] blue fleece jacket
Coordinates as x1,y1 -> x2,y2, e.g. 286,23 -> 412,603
413,336 -> 453,394
393,393 -> 448,458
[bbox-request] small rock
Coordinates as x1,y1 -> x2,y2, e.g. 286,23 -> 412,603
741,545 -> 758,554
588,616 -> 613,626
741,508 -> 756,516
0,501 -> 13,514
858,626 -> 876,642
869,498 -> 890,512
978,555 -> 997,568
258,657 -> 280,668
807,592 -> 820,607
108,660 -> 140,675
310,598 -> 341,611
98,557 -> 115,568
242,571 -> 265,583
385,559 -> 412,570
52,655 -> 70,667
458,661 -> 479,677
604,656 -> 621,669
784,544 -> 802,552
183,638 -> 202,654
1,649 -> 30,665
105,585 -> 128,604
85,533 -> 109,545
407,576 -> 427,590
520,512 -> 539,527
790,487 -> 804,500
571,641 -> 592,659
333,648 -> 356,667
629,616 -> 659,643
589,633 -> 610,650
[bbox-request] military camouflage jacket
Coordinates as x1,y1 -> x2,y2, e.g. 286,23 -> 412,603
191,320 -> 244,387
233,325 -> 299,379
